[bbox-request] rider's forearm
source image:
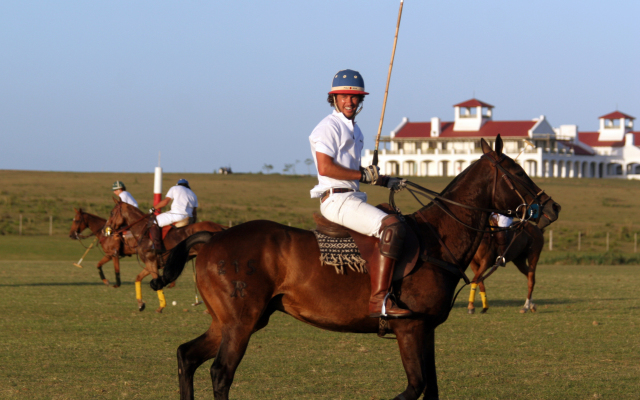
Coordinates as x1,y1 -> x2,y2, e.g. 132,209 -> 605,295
315,152 -> 361,181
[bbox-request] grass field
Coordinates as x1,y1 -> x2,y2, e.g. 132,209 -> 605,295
1,171 -> 640,399
1,239 -> 639,399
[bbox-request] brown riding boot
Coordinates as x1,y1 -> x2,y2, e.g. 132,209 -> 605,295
368,253 -> 413,318
368,215 -> 412,318
148,224 -> 165,254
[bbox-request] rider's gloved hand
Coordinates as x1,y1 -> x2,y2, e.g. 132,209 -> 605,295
359,165 -> 380,184
375,175 -> 406,193
149,207 -> 155,214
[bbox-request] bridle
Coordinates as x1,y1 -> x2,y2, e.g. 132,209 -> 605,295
390,151 -> 550,303
104,202 -> 150,239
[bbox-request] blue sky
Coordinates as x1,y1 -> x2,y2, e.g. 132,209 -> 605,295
1,1 -> 638,173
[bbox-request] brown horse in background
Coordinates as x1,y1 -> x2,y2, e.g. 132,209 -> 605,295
467,220 -> 545,314
150,136 -> 561,400
69,208 -> 138,287
105,198 -> 227,312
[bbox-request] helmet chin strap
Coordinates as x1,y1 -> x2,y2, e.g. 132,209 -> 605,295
333,94 -> 364,119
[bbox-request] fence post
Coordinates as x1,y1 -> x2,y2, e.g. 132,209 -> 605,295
549,230 -> 553,251
578,231 -> 581,251
229,220 -> 232,227
606,232 -> 609,252
49,215 -> 53,236
19,214 -> 23,235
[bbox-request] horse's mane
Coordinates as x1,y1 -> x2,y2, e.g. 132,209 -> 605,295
121,202 -> 146,220
412,153 -> 488,216
78,208 -> 106,223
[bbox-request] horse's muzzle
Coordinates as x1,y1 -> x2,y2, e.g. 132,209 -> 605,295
537,200 -> 561,229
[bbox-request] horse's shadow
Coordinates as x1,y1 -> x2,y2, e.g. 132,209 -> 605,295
0,282 -> 135,288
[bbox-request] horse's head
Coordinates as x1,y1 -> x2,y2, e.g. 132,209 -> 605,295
69,207 -> 88,239
104,197 -> 126,236
481,135 -> 561,229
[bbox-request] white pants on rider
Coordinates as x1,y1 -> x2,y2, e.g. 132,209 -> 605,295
493,213 -> 513,228
320,191 -> 388,238
156,212 -> 189,228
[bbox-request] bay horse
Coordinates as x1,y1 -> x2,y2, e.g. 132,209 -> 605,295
104,198 -> 227,313
467,220 -> 544,314
150,136 -> 561,400
69,208 -> 138,287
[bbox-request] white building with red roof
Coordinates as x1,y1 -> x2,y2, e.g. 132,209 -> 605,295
362,99 -> 640,179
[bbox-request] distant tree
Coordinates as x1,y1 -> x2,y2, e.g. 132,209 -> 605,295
262,164 -> 273,174
283,163 -> 294,174
293,160 -> 300,175
304,158 -> 313,175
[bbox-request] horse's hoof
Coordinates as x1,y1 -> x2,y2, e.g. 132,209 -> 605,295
156,307 -> 164,314
168,282 -> 176,289
467,308 -> 475,314
138,302 -> 146,312
112,284 -> 120,288
481,308 -> 488,314
519,308 -> 528,314
102,279 -> 110,286
530,304 -> 537,312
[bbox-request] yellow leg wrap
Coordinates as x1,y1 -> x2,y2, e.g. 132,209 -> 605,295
157,289 -> 166,308
468,283 -> 478,303
135,281 -> 142,301
481,291 -> 488,309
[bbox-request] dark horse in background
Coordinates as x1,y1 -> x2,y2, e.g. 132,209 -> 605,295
151,136 -> 561,400
467,220 -> 545,314
104,198 -> 227,312
69,208 -> 138,287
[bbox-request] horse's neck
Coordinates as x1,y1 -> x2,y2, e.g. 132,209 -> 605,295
122,208 -> 148,234
85,214 -> 106,235
415,167 -> 493,266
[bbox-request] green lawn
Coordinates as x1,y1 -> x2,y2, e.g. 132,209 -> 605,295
0,237 -> 638,399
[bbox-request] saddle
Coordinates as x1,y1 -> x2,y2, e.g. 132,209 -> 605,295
313,205 -> 420,282
161,217 -> 190,239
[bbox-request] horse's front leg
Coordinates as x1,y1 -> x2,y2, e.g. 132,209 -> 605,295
393,320 -> 431,400
135,269 -> 150,312
514,257 -> 536,313
112,256 -> 121,288
96,255 -> 112,286
423,326 -> 439,400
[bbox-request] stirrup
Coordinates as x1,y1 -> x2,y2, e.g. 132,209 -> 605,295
495,255 -> 506,267
380,292 -> 392,317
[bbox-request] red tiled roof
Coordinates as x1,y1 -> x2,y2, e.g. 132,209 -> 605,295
453,98 -> 494,108
557,140 -> 595,156
579,131 -> 624,147
394,120 -> 535,139
599,111 -> 635,120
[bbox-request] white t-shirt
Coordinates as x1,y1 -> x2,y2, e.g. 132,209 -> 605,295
165,185 -> 198,217
118,191 -> 138,208
309,110 -> 364,198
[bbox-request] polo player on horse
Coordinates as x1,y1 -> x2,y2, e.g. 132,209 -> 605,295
309,69 -> 412,318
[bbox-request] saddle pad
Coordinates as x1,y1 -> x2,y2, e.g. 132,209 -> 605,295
313,230 -> 367,275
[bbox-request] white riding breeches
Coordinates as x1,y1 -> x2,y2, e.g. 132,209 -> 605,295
492,213 -> 513,228
320,191 -> 388,238
156,212 -> 189,228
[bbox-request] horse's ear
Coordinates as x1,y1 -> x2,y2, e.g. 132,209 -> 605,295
112,196 -> 121,204
73,207 -> 78,212
495,134 -> 503,156
481,138 -> 492,154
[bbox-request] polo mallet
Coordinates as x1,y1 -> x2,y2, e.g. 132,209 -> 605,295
73,237 -> 98,268
373,0 -> 404,166
515,139 -> 535,161
191,259 -> 203,306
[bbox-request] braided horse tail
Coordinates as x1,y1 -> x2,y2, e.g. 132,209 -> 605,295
150,231 -> 215,291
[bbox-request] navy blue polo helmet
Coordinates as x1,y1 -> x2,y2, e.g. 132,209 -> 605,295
328,69 -> 369,95
177,179 -> 190,188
